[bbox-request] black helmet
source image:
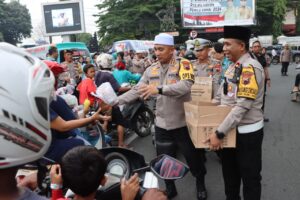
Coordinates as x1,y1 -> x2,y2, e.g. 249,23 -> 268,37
184,50 -> 197,61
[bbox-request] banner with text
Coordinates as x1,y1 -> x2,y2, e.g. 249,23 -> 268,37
181,0 -> 256,28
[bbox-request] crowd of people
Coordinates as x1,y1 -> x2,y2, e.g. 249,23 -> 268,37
0,24 -> 282,200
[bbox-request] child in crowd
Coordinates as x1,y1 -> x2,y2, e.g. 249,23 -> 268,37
77,64 -> 97,106
50,146 -> 140,200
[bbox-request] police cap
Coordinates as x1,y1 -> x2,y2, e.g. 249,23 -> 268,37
224,26 -> 251,44
193,38 -> 211,51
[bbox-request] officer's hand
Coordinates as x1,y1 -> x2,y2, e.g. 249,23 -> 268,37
203,133 -> 222,151
139,84 -> 158,100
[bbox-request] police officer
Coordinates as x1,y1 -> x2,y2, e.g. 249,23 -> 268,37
193,38 -> 222,98
207,26 -> 265,200
118,33 -> 207,200
192,38 -> 213,77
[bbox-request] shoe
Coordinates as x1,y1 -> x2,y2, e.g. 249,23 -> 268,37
165,181 -> 177,199
264,118 -> 269,122
196,178 -> 207,200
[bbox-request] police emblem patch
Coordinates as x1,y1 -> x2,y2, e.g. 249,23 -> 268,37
181,61 -> 191,70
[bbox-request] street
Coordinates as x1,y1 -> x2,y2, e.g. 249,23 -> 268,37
128,62 -> 300,200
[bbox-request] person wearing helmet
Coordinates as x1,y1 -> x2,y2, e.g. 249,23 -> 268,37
95,53 -> 131,148
95,53 -> 130,94
0,43 -> 54,199
42,60 -> 110,162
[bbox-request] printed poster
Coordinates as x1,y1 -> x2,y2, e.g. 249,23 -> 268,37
181,0 -> 256,28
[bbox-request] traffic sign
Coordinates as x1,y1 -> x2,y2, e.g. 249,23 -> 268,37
190,30 -> 198,39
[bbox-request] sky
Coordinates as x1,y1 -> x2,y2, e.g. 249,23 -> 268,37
6,0 -> 101,43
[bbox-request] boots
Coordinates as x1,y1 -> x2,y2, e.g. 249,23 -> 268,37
196,177 -> 207,200
165,180 -> 177,199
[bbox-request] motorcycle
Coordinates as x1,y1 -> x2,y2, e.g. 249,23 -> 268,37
271,55 -> 280,65
18,148 -> 189,200
68,148 -> 190,200
104,99 -> 154,147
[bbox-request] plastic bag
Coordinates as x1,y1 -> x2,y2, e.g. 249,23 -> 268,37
92,82 -> 118,106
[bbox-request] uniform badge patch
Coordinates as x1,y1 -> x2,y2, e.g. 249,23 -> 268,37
179,60 -> 195,81
182,61 -> 191,70
237,65 -> 258,100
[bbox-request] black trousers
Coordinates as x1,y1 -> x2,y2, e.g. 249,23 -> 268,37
221,128 -> 264,200
281,62 -> 289,74
155,126 -> 206,179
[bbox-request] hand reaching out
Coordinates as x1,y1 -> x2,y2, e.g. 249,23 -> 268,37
121,173 -> 140,200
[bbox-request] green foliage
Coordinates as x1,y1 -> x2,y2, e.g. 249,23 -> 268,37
273,0 -> 287,38
95,0 -> 182,48
75,33 -> 92,45
0,1 -> 32,45
88,32 -> 100,52
253,0 -> 274,35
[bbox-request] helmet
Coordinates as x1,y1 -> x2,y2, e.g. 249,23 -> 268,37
96,53 -> 113,69
184,50 -> 197,61
0,43 -> 54,169
43,60 -> 67,77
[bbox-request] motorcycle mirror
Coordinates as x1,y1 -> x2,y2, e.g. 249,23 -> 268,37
149,154 -> 189,180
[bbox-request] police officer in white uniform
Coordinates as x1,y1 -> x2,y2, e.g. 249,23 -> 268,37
207,26 -> 265,200
118,33 -> 207,200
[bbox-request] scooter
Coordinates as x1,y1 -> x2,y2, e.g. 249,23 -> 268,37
105,99 -> 155,147
67,148 -> 190,200
18,148 -> 189,200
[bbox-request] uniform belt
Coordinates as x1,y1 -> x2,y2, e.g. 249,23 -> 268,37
238,120 -> 264,134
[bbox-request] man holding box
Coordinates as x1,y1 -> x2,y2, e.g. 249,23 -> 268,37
118,33 -> 207,200
207,26 -> 265,200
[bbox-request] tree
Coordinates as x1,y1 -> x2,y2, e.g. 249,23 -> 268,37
273,0 -> 287,38
0,1 -> 32,45
75,33 -> 92,46
95,0 -> 182,48
253,0 -> 274,36
88,32 -> 99,52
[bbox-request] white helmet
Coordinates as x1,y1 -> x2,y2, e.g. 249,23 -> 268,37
0,43 -> 54,169
96,53 -> 113,69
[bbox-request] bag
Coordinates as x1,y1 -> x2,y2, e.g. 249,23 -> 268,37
92,82 -> 118,106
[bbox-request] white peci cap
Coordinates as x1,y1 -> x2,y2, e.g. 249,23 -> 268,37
154,33 -> 174,46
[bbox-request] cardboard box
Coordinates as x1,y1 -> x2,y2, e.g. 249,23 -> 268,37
191,77 -> 212,103
184,101 -> 236,148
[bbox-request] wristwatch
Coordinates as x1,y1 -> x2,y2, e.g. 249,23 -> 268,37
157,86 -> 163,95
215,130 -> 225,140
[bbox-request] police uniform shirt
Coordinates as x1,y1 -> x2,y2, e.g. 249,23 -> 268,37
192,59 -> 214,77
214,53 -> 265,134
118,56 -> 194,130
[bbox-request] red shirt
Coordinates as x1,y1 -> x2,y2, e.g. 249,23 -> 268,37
77,78 -> 96,105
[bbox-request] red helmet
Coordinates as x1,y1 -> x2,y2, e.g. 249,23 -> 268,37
43,60 -> 67,77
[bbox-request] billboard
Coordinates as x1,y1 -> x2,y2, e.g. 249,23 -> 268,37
181,0 -> 256,28
42,0 -> 85,36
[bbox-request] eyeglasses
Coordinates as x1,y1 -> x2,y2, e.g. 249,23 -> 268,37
253,46 -> 261,48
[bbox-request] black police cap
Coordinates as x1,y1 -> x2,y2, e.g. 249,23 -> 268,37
224,26 -> 251,44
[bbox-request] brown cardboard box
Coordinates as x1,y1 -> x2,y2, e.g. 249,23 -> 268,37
184,101 -> 236,148
191,77 -> 212,102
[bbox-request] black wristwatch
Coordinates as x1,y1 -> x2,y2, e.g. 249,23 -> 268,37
215,130 -> 225,140
157,86 -> 163,95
